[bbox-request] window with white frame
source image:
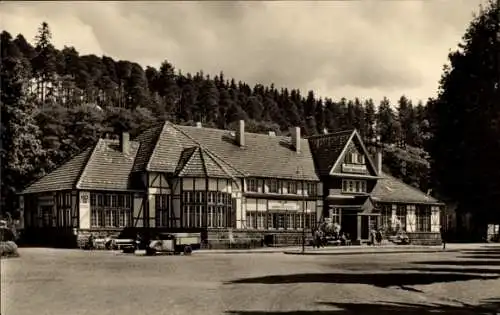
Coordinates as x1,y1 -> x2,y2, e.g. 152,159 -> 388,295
90,193 -> 132,228
416,205 -> 431,232
380,204 -> 392,232
307,182 -> 317,196
268,180 -> 279,193
342,180 -> 367,193
246,212 -> 267,230
330,207 -> 341,225
247,179 -> 258,192
396,205 -> 407,231
155,195 -> 171,227
287,181 -> 298,194
181,191 -> 232,228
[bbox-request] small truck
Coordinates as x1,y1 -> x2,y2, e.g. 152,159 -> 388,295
122,232 -> 201,256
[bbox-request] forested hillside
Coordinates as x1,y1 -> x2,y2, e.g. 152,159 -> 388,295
0,22 -> 438,212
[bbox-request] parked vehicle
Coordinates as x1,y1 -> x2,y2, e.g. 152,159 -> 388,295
122,232 -> 201,256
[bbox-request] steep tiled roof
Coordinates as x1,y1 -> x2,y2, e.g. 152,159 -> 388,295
21,147 -> 93,194
171,124 -> 319,180
77,139 -> 140,191
308,130 -> 354,176
175,146 -> 246,179
371,173 -> 443,205
131,123 -> 164,172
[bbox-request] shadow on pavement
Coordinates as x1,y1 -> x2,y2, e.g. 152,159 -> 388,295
226,298 -> 500,314
395,267 -> 500,274
226,272 -> 499,287
413,246 -> 500,267
414,260 -> 500,266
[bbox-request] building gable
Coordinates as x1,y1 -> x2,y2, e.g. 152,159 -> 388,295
329,130 -> 378,177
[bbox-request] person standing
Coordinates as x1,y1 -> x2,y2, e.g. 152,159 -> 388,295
440,226 -> 446,250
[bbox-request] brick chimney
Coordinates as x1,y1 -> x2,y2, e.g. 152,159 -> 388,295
290,127 -> 301,153
375,149 -> 382,175
120,132 -> 130,155
236,120 -> 245,147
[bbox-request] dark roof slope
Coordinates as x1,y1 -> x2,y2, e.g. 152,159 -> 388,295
175,146 -> 243,179
308,130 -> 354,176
21,147 -> 93,194
371,172 -> 442,205
132,123 -> 164,172
77,139 -> 140,191
171,124 -> 319,180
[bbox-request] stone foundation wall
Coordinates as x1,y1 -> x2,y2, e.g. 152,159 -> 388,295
407,232 -> 441,245
205,229 -> 313,249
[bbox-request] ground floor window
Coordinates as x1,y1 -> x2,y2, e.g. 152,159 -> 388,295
246,211 -> 316,230
396,205 -> 407,231
380,205 -> 392,232
182,205 -> 230,228
40,206 -> 53,227
57,208 -> 72,227
329,207 -> 341,225
416,206 -> 431,232
90,208 -> 131,228
90,193 -> 132,228
182,191 -> 232,228
155,195 -> 173,227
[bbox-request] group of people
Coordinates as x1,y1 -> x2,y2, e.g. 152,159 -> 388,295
312,227 -> 351,248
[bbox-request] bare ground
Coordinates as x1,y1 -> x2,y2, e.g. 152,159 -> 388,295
2,245 -> 500,315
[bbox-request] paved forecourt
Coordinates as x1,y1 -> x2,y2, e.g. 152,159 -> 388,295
2,244 -> 500,315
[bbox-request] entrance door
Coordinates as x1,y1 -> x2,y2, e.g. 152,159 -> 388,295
341,214 -> 358,240
361,215 -> 379,240
361,216 -> 369,239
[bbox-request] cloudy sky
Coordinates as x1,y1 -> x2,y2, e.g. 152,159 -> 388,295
0,1 -> 486,104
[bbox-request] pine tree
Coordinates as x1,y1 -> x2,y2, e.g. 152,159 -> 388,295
1,48 -> 46,211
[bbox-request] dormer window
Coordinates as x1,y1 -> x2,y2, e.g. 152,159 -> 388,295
358,155 -> 365,164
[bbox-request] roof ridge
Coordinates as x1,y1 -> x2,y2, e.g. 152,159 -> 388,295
307,129 -> 355,139
171,123 -> 247,176
198,146 -> 209,178
176,123 -> 298,140
75,139 -> 103,189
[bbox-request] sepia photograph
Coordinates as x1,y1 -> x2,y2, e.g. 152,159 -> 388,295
1,1 -> 499,314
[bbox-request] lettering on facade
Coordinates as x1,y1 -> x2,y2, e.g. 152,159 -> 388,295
342,163 -> 368,174
268,200 -> 299,211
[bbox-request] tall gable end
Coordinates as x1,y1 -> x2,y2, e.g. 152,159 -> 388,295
329,130 -> 378,177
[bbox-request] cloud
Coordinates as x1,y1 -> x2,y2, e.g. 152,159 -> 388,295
0,1 -> 486,104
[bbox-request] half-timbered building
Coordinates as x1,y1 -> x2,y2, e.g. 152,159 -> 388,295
309,130 -> 444,245
19,120 -> 444,247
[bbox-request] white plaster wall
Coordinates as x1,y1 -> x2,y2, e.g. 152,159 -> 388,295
133,193 -> 144,227
406,205 -> 416,232
148,194 -> 156,228
431,206 -> 441,232
79,191 -> 90,229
